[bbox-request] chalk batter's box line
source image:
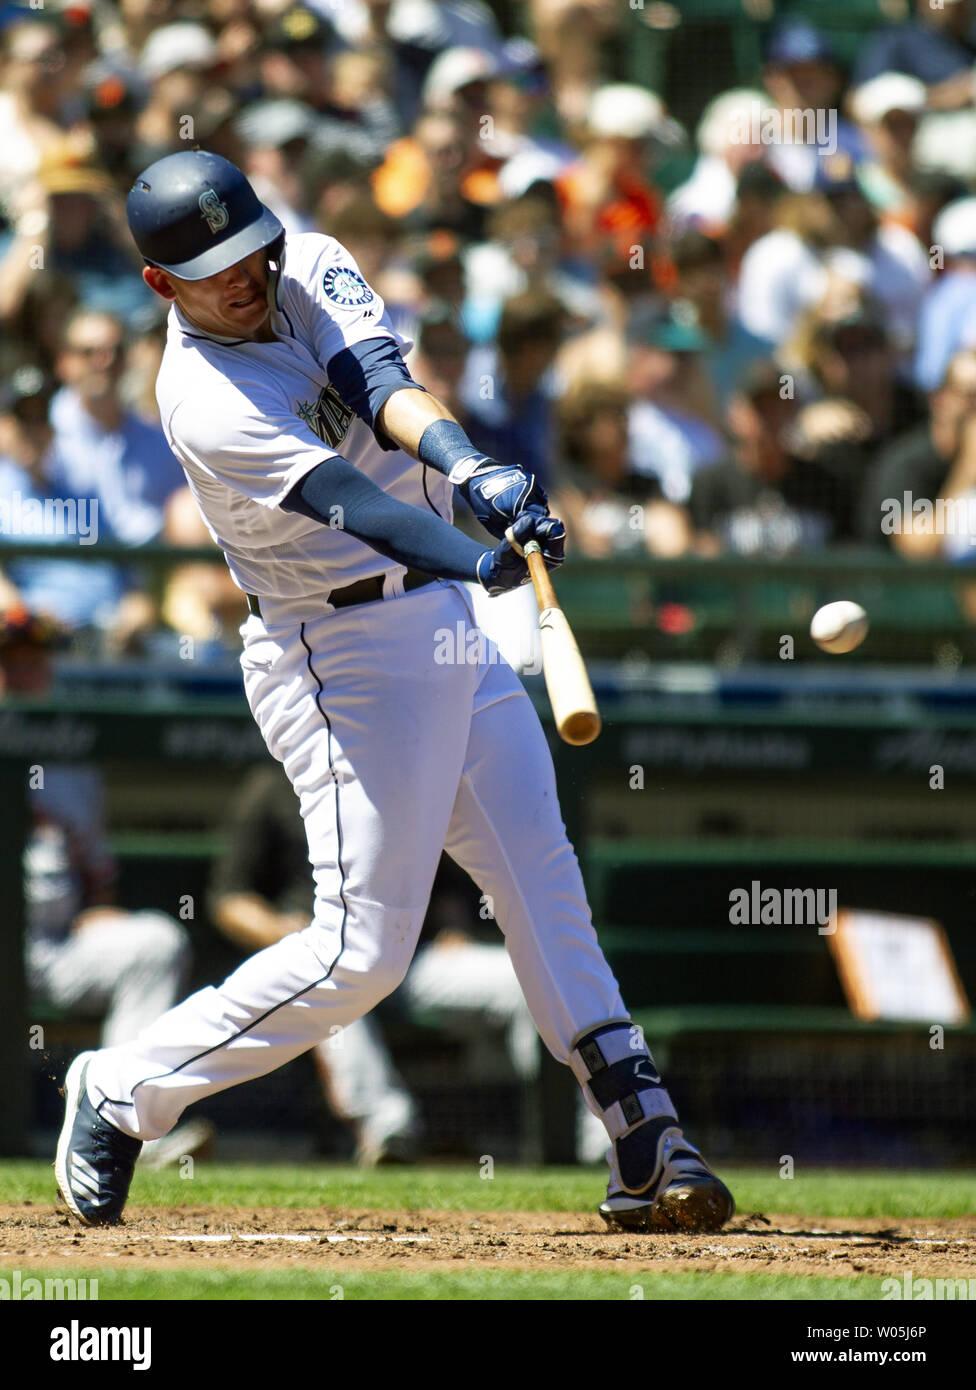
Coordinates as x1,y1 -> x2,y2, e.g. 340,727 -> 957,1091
127,1233 -> 433,1244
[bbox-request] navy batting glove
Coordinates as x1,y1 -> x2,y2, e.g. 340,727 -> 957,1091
453,456 -> 549,540
529,514 -> 566,571
477,513 -> 565,595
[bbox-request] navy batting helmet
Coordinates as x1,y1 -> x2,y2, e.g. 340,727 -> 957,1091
126,150 -> 284,281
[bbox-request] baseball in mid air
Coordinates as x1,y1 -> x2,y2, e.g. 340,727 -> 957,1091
810,600 -> 869,654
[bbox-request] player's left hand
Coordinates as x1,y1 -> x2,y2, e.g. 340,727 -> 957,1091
477,511 -> 565,595
455,458 -> 550,540
506,512 -> 566,571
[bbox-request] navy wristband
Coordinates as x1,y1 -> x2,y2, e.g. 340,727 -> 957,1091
417,419 -> 493,482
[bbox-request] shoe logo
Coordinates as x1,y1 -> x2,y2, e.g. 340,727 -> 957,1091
633,1059 -> 661,1085
70,1152 -> 103,1201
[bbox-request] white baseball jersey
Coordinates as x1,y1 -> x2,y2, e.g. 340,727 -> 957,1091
66,166 -> 715,1234
155,232 -> 453,599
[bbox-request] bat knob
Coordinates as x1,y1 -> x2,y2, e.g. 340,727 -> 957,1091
504,525 -> 542,560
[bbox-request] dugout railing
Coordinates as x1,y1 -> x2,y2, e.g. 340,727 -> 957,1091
5,540 -> 976,665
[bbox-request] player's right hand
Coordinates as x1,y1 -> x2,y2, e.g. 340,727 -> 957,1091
476,511 -> 565,595
455,457 -> 550,541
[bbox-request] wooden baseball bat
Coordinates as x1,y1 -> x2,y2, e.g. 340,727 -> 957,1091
522,538 -> 601,746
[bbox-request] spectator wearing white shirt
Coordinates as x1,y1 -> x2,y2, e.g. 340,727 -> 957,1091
737,152 -> 930,364
0,18 -> 69,223
667,88 -> 776,238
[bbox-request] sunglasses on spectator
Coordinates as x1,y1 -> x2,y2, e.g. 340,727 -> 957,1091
67,340 -> 124,357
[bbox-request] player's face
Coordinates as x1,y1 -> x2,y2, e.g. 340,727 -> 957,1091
144,249 -> 272,340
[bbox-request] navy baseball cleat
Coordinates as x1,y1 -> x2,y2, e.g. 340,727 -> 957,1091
55,1053 -> 142,1226
599,1125 -> 735,1234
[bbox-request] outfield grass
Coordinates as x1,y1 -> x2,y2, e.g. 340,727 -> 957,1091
2,1161 -> 973,1220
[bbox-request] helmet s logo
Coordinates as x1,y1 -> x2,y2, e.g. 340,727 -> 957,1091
199,189 -> 230,235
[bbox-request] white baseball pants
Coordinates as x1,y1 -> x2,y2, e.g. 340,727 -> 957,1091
88,579 -> 626,1140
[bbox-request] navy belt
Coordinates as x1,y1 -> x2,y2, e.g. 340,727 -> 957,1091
246,570 -> 435,619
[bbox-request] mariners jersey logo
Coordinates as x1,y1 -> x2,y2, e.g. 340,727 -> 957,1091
297,385 -> 354,449
322,266 -> 373,307
199,189 -> 230,234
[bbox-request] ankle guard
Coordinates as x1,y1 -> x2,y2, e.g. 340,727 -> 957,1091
570,1019 -> 678,1197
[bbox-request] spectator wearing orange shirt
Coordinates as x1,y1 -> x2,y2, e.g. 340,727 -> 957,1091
373,107 -> 489,241
372,48 -> 506,237
556,84 -> 683,264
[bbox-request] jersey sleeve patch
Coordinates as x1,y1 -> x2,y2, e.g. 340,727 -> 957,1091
322,266 -> 374,307
289,235 -> 402,370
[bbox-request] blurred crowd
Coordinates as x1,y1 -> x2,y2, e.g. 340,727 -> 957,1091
4,0 -> 976,657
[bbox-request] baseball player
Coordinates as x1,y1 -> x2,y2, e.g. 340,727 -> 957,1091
55,150 -> 734,1234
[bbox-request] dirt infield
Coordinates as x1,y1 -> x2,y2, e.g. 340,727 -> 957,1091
2,1203 -> 974,1277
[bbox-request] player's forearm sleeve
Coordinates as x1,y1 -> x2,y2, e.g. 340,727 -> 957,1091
281,457 -> 487,580
327,338 -> 423,449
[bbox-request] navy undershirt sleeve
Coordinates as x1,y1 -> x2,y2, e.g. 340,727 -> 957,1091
327,337 -> 423,449
281,457 -> 487,581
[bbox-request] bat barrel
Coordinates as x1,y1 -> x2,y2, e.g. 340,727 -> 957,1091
508,531 -> 602,746
559,708 -> 602,746
537,602 -> 602,746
